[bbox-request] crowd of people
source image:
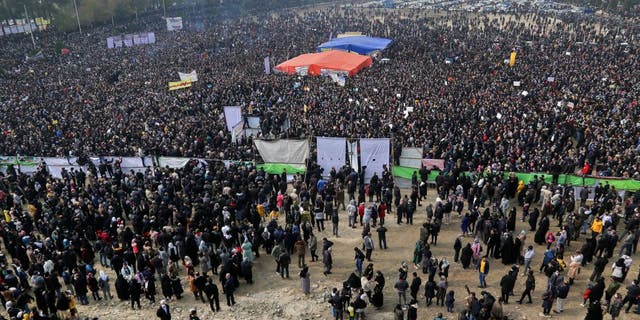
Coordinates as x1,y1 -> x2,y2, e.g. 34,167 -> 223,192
0,2 -> 639,320
1,4 -> 639,178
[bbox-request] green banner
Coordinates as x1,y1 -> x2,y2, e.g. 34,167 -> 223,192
391,166 -> 640,191
256,163 -> 306,174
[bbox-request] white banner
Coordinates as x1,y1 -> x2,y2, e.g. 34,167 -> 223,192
178,70 -> 198,82
360,138 -> 390,182
317,137 -> 346,177
166,17 -> 183,31
246,116 -> 260,129
223,106 -> 242,133
232,121 -> 244,143
399,147 -> 423,168
254,140 -> 309,165
348,141 -> 359,172
157,157 -> 191,168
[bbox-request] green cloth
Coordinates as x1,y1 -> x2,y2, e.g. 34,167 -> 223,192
256,163 -> 306,174
391,166 -> 640,191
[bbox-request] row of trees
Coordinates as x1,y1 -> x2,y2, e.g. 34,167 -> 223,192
0,0 -> 333,32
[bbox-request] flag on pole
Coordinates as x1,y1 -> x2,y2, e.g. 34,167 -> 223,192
509,51 -> 517,67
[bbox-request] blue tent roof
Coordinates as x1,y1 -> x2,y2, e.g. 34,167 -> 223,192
317,36 -> 392,55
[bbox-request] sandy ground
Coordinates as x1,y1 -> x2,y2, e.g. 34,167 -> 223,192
71,185 -> 639,320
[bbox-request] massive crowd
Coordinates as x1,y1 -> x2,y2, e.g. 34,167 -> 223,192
1,6 -> 639,177
0,3 -> 639,320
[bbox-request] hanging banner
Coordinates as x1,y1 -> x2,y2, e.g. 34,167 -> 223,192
166,17 -> 183,31
348,140 -> 359,172
399,147 -> 423,168
223,106 -> 242,133
360,138 -> 390,181
178,70 -> 198,82
264,56 -> 271,75
509,51 -> 517,67
422,159 -> 445,170
232,121 -> 244,143
317,137 -> 346,177
254,139 -> 309,165
168,80 -> 192,91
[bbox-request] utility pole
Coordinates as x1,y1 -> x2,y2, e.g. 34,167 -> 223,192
162,0 -> 166,17
73,0 -> 82,34
24,4 -> 35,47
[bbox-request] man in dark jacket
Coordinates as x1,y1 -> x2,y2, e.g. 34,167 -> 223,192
517,270 -> 535,304
204,278 -> 220,312
156,300 -> 171,320
129,280 -> 142,309
223,273 -> 237,306
278,251 -> 291,279
622,280 -> 640,313
499,272 -> 516,304
409,272 -> 422,301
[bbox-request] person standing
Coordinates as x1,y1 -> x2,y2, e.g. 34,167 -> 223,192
376,223 -> 388,249
323,247 -> 333,276
272,242 -> 282,273
223,273 -> 237,306
331,208 -> 340,237
394,276 -> 409,306
518,270 -> 535,304
129,280 -> 142,310
499,271 -> 515,304
294,237 -> 306,268
308,233 -> 318,262
156,300 -> 171,320
314,199 -> 325,231
621,280 -> 640,313
300,265 -> 311,295
363,233 -> 374,261
453,236 -> 462,263
188,308 -> 200,320
554,279 -> 570,313
407,299 -> 418,320
203,278 -> 220,312
354,247 -> 365,276
478,256 -> 489,288
523,246 -> 535,275
410,272 -> 422,301
541,289 -> 553,317
348,200 -> 357,228
279,250 -> 291,279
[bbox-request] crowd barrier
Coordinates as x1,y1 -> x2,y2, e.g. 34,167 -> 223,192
2,157 -> 637,192
392,166 -> 640,192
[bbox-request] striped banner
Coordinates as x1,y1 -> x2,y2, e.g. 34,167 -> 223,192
168,80 -> 192,91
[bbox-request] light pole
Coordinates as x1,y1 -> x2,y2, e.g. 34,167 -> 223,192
23,4 -> 36,47
73,0 -> 82,34
162,0 -> 166,17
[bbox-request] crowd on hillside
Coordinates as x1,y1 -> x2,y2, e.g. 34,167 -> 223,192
0,3 -> 639,320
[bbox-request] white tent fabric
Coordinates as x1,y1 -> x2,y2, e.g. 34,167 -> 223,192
223,106 -> 242,133
399,147 -> 423,168
360,138 -> 390,182
317,137 -> 346,177
254,139 -> 309,164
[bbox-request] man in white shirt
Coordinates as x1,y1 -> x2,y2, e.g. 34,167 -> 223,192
523,246 -> 535,275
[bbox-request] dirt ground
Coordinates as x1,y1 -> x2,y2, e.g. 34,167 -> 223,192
73,184 -> 639,320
